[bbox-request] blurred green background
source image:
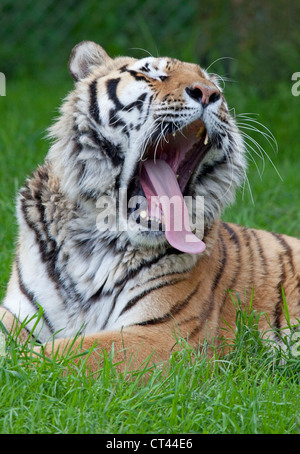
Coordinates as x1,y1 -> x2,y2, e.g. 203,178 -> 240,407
0,0 -> 299,294
1,0 -> 299,91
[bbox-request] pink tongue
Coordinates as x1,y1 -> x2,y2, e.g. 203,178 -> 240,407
140,160 -> 206,254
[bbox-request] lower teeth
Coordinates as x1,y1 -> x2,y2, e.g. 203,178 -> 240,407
139,210 -> 161,224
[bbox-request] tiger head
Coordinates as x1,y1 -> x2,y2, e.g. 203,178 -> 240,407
48,41 -> 246,254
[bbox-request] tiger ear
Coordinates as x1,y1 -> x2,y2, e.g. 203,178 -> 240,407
69,41 -> 112,81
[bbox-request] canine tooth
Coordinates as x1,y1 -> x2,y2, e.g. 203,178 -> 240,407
197,125 -> 205,138
172,131 -> 176,137
140,210 -> 147,219
204,132 -> 209,145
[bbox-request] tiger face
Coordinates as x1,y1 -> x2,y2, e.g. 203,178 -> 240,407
49,41 -> 246,254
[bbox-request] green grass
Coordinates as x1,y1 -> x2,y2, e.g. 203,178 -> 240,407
0,301 -> 299,434
0,75 -> 299,434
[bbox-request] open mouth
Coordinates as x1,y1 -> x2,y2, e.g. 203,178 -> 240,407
141,119 -> 210,193
130,119 -> 211,254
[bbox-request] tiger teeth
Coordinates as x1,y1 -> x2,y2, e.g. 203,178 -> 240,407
197,125 -> 206,138
172,131 -> 176,137
147,217 -> 161,224
140,211 -> 162,225
204,132 -> 209,145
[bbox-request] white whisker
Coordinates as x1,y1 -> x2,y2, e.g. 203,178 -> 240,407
129,47 -> 154,58
205,56 -> 235,73
236,115 -> 282,181
237,118 -> 278,153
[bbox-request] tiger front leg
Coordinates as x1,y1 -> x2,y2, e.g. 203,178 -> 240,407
33,324 -> 183,375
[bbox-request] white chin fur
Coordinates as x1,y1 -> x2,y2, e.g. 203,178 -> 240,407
126,229 -> 167,250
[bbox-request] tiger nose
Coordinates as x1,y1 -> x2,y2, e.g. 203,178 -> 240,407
185,84 -> 220,106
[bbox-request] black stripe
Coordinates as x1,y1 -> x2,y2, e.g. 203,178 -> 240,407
250,229 -> 268,275
269,232 -> 299,334
188,325 -> 202,343
88,251 -> 169,308
120,278 -> 183,317
137,269 -> 187,288
240,227 -> 254,285
101,286 -> 125,330
23,325 -> 42,344
273,254 -> 286,334
17,260 -> 39,311
106,78 -> 123,110
90,130 -> 124,166
108,109 -> 128,132
101,250 -> 188,329
20,189 -> 58,281
20,175 -> 73,308
177,315 -> 201,345
145,94 -> 153,119
210,132 -> 225,149
221,222 -> 241,291
195,232 -> 228,336
222,222 -> 240,248
212,109 -> 229,124
89,79 -> 101,124
87,283 -> 108,304
70,139 -> 82,158
212,233 -> 227,292
140,62 -> 150,73
114,253 -> 172,288
16,258 -> 55,335
19,169 -> 98,317
196,155 -> 227,180
270,232 -> 296,275
106,78 -> 130,133
123,93 -> 147,113
127,70 -> 151,83
137,279 -> 201,327
214,224 -> 243,337
274,290 -> 283,332
177,315 -> 199,327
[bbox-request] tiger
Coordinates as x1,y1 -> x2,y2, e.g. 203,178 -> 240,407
1,40 -> 300,373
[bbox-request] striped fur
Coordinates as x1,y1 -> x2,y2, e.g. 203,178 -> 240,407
1,41 -> 299,372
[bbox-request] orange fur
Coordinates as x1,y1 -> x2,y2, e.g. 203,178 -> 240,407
2,220 -> 299,373
1,43 -> 299,376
